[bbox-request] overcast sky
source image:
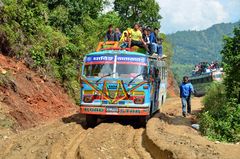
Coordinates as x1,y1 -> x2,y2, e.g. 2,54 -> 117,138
157,0 -> 240,34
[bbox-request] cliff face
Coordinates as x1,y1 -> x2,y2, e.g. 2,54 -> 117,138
0,54 -> 77,129
167,69 -> 179,97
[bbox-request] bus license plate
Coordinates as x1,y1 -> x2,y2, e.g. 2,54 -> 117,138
106,107 -> 118,113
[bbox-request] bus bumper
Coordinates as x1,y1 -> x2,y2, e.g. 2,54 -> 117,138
80,106 -> 149,116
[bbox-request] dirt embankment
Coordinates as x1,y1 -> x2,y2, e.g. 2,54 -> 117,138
0,54 -> 77,129
167,70 -> 178,97
144,98 -> 240,159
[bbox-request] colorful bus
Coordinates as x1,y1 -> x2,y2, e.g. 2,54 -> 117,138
79,50 -> 167,127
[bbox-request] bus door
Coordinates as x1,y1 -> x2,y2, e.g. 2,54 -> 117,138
149,62 -> 159,112
155,67 -> 161,105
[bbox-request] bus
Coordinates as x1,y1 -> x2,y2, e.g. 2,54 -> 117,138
189,69 -> 224,96
79,49 -> 167,127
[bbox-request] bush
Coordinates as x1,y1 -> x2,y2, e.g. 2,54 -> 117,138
202,82 -> 226,118
200,82 -> 240,142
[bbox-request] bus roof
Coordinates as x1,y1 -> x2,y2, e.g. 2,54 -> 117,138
86,50 -> 148,57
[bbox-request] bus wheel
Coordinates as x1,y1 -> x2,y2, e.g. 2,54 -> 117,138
86,115 -> 98,128
138,116 -> 148,127
162,96 -> 164,105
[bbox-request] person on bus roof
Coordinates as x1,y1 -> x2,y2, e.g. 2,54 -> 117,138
105,24 -> 115,41
180,76 -> 194,117
143,28 -> 152,51
129,23 -> 150,53
114,27 -> 122,41
142,28 -> 150,44
119,30 -> 130,48
149,28 -> 163,57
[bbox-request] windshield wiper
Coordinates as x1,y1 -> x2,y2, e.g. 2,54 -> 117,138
128,73 -> 144,85
95,72 -> 115,84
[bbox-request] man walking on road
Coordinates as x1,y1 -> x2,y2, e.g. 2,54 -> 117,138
180,76 -> 194,117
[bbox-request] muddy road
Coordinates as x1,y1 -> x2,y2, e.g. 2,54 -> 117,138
0,97 -> 239,159
0,115 -> 153,159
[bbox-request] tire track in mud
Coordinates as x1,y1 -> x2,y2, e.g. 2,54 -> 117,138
76,123 -> 153,159
142,130 -> 174,159
0,115 -> 173,159
74,118 -> 176,159
0,122 -> 86,159
0,119 -> 152,159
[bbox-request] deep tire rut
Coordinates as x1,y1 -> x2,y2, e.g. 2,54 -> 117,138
142,130 -> 174,159
0,120 -> 161,159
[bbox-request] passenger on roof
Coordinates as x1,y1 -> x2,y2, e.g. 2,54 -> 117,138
119,30 -> 130,48
129,23 -> 149,53
139,25 -> 143,33
114,27 -> 122,41
105,24 -> 115,41
149,28 -> 163,57
142,28 -> 151,50
142,28 -> 150,44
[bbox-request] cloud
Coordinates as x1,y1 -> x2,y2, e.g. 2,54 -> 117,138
157,0 -> 240,34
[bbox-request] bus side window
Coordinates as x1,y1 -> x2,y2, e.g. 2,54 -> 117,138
163,68 -> 165,80
161,67 -> 164,80
164,68 -> 166,80
149,66 -> 154,78
153,67 -> 157,79
155,68 -> 160,81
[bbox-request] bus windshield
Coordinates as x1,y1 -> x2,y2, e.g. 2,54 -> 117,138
84,64 -> 114,77
116,64 -> 147,79
83,63 -> 147,79
83,55 -> 148,80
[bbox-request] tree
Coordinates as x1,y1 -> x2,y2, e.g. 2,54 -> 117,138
221,25 -> 240,101
199,26 -> 240,142
45,0 -> 107,33
114,0 -> 161,29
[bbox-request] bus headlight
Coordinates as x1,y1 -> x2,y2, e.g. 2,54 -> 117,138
83,95 -> 93,103
134,97 -> 144,104
83,90 -> 95,95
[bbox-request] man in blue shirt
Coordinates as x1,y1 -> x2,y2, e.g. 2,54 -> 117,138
180,76 -> 194,117
149,28 -> 163,57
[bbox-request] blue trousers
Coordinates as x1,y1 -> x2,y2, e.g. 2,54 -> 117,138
181,96 -> 191,114
151,43 -> 163,56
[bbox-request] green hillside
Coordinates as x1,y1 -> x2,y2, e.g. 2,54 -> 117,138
167,21 -> 240,82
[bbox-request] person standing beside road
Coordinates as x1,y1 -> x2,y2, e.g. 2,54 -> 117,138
180,76 -> 194,117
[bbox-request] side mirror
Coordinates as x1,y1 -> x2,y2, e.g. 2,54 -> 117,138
76,61 -> 84,70
77,62 -> 84,81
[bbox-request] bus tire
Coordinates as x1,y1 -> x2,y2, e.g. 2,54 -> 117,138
161,96 -> 164,105
86,115 -> 98,128
194,90 -> 205,97
138,116 -> 148,127
150,104 -> 153,116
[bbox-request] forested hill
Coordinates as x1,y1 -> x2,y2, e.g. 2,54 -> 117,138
167,21 -> 240,65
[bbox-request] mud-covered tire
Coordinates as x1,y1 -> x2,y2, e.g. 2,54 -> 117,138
194,90 -> 205,97
86,115 -> 98,128
138,116 -> 148,127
